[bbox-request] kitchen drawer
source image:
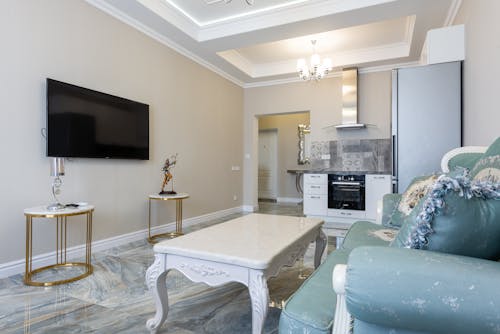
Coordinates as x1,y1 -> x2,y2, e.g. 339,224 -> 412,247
304,183 -> 327,195
304,173 -> 327,185
304,194 -> 328,216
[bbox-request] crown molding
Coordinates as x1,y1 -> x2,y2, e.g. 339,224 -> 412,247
404,15 -> 416,44
85,0 -> 244,87
217,50 -> 255,77
223,40 -> 411,79
161,0 -> 396,42
137,0 -> 198,40
242,60 -> 420,88
444,0 -> 463,26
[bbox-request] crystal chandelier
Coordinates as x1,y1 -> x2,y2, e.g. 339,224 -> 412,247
297,40 -> 332,81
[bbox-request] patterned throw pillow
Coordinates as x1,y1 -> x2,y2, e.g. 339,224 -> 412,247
470,137 -> 500,182
391,170 -> 500,260
384,175 -> 438,228
397,175 -> 438,215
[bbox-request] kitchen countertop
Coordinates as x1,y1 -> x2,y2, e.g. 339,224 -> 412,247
287,167 -> 391,175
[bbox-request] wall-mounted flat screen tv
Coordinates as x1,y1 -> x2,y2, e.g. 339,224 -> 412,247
47,78 -> 149,160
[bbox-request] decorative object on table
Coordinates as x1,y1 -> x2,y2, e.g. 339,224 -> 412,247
159,153 -> 178,195
297,124 -> 310,165
47,157 -> 65,211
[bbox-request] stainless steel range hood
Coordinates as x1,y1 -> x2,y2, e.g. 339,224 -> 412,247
335,68 -> 366,129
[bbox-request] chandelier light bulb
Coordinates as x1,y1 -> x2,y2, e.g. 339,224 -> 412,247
310,53 -> 320,67
323,58 -> 332,71
297,58 -> 306,71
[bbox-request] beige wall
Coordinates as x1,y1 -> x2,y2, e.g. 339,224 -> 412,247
454,0 -> 500,145
244,71 -> 392,207
0,1 -> 243,264
258,112 -> 310,200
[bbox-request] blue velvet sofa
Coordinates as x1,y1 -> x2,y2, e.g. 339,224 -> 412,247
279,137 -> 500,334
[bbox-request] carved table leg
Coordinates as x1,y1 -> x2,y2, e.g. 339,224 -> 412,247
314,229 -> 327,269
248,270 -> 269,334
146,254 -> 170,334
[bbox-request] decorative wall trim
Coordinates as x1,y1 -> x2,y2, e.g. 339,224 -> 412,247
243,61 -> 420,88
0,206 -> 244,279
242,205 -> 256,212
84,0 -> 244,87
222,36 -> 414,80
444,0 -> 463,26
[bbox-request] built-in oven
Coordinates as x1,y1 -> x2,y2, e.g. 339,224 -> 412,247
328,174 -> 366,212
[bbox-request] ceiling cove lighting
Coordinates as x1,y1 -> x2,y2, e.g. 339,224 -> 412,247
206,0 -> 254,4
297,40 -> 333,81
166,0 -> 309,26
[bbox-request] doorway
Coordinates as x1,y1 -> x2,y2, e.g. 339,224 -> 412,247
258,129 -> 278,201
256,111 -> 310,205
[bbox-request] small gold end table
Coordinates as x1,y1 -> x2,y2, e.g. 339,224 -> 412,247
148,193 -> 189,244
24,205 -> 94,286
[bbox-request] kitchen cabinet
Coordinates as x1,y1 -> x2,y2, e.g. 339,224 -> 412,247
303,173 -> 391,221
303,174 -> 327,216
365,174 -> 392,220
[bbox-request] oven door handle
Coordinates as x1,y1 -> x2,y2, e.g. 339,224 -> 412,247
330,181 -> 363,186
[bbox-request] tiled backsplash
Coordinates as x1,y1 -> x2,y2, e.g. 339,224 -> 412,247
310,139 -> 392,172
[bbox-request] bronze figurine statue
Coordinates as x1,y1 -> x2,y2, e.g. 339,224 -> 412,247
160,153 -> 178,195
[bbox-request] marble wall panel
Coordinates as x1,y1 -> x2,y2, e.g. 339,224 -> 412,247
311,138 -> 392,172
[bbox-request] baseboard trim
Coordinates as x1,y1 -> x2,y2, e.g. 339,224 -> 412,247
242,205 -> 256,212
0,206 -> 244,279
276,197 -> 302,204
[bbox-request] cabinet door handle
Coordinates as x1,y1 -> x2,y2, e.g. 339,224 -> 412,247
310,196 -> 321,199
310,185 -> 320,188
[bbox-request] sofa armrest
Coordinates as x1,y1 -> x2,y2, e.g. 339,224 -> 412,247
380,193 -> 401,227
345,246 -> 500,334
332,264 -> 351,334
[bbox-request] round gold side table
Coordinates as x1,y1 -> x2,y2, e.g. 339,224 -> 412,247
148,193 -> 189,244
23,205 -> 94,286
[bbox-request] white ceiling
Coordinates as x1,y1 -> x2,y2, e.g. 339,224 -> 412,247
87,0 -> 461,87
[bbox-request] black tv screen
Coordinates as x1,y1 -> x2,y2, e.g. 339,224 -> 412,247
47,79 -> 149,160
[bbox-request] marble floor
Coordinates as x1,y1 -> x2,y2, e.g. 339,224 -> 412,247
1,202 -> 335,334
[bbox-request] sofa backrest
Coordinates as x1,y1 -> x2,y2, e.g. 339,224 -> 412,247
440,146 -> 486,173
469,137 -> 500,181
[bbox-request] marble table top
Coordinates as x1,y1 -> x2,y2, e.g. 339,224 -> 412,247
24,204 -> 94,216
149,193 -> 189,200
154,213 -> 324,270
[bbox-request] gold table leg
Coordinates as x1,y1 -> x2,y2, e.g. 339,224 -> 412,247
148,199 -> 184,244
24,210 -> 94,287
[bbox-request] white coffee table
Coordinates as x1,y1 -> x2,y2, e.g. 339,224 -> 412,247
145,213 -> 326,334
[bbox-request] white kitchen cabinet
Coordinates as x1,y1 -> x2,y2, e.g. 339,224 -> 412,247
304,173 -> 327,184
365,174 -> 392,220
304,183 -> 327,195
303,173 -> 328,216
304,194 -> 328,216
